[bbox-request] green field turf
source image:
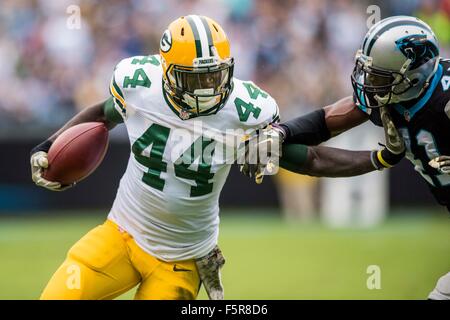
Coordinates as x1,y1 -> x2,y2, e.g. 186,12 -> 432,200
0,210 -> 449,300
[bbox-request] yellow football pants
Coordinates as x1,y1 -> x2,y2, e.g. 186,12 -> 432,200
40,220 -> 200,300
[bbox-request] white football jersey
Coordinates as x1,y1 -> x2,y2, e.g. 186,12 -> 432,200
107,55 -> 279,261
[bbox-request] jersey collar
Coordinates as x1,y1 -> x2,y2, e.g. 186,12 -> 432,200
392,63 -> 443,121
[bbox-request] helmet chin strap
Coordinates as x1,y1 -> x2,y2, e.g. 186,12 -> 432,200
182,88 -> 220,112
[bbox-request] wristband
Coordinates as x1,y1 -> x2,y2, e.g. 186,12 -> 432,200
371,148 -> 405,170
370,150 -> 384,170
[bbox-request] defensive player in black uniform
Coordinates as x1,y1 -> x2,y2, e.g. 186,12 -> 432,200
244,16 -> 450,299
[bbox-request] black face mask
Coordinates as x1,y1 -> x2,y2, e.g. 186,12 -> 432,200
351,58 -> 411,109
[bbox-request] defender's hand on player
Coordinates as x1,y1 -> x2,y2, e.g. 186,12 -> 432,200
380,106 -> 405,155
429,156 -> 450,174
372,106 -> 405,169
239,124 -> 283,184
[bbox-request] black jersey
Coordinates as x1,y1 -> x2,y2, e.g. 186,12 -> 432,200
359,59 -> 450,209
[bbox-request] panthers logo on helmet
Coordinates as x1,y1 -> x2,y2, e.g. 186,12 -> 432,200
395,34 -> 438,69
160,29 -> 172,53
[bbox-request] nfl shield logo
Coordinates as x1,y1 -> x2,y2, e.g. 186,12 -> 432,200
180,110 -> 190,120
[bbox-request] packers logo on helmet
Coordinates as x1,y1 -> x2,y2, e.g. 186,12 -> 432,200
160,15 -> 234,120
160,30 -> 172,53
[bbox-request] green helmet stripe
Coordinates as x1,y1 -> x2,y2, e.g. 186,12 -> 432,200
199,16 -> 214,56
186,16 -> 202,58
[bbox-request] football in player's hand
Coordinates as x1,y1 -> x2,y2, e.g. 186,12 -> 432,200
43,122 -> 109,185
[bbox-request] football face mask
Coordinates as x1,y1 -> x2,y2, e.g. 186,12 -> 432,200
168,61 -> 234,115
351,51 -> 412,109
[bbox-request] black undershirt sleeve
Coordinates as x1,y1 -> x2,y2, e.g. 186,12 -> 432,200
279,109 -> 331,146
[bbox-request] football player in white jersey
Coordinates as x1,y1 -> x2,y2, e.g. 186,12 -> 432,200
30,15 -> 402,300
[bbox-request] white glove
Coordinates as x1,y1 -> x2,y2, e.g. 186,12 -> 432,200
429,156 -> 450,174
239,125 -> 282,184
30,151 -> 72,191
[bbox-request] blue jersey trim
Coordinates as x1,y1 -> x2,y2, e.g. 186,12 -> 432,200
393,64 -> 443,120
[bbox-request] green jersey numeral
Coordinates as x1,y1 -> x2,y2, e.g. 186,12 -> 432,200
234,98 -> 261,122
123,68 -> 151,88
132,123 -> 170,191
174,138 -> 215,197
131,56 -> 160,66
132,124 -> 216,196
235,82 -> 267,122
243,82 -> 268,99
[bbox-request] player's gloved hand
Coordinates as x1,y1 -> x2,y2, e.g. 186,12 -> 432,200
371,106 -> 406,170
30,140 -> 74,191
429,156 -> 450,174
239,124 -> 283,184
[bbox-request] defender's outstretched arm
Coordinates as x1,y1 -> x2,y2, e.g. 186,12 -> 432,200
278,105 -> 405,178
280,144 -> 380,178
241,106 -> 405,182
279,96 -> 368,145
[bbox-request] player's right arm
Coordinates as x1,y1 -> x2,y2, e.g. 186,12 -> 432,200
30,98 -> 122,191
31,57 -> 132,191
278,96 -> 369,145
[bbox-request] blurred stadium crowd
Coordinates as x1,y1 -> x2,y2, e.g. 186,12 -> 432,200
2,0 -> 450,139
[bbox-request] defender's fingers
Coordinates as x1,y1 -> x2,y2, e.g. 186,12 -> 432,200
429,158 -> 439,169
435,155 -> 450,162
437,160 -> 450,167
429,157 -> 450,169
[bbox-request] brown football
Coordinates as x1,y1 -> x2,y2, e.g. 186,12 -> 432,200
43,122 -> 109,185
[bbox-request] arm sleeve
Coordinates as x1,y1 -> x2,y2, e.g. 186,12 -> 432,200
280,109 -> 331,145
103,97 -> 124,124
279,144 -> 309,172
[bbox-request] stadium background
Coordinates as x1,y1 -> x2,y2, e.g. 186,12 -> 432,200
0,0 -> 449,299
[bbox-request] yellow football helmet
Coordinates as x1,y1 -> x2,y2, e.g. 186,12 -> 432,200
160,15 -> 234,119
